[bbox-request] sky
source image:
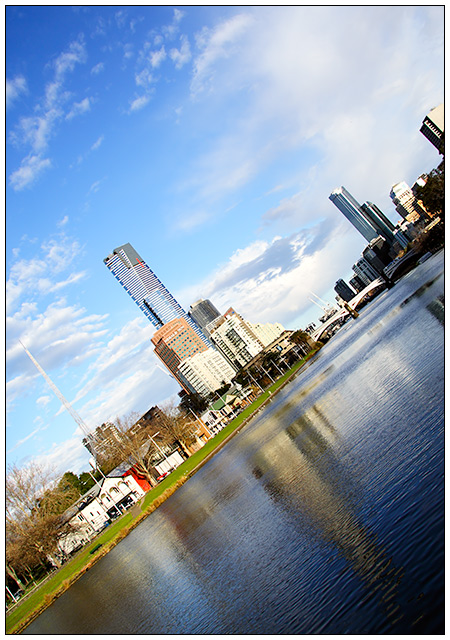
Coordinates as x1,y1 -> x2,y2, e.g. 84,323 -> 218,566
6,5 -> 444,477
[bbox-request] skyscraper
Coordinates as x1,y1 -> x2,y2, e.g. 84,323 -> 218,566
104,243 -> 210,346
334,279 -> 355,303
329,187 -> 379,243
189,299 -> 221,331
151,317 -> 208,394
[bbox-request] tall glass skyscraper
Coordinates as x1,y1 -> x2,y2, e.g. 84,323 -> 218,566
104,243 -> 210,346
329,187 -> 378,243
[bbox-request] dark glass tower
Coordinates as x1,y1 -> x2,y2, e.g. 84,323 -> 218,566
329,187 -> 378,243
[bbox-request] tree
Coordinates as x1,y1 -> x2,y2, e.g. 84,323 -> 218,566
78,471 -> 97,494
179,391 -> 208,415
156,401 -> 198,458
415,160 -> 445,222
104,412 -> 161,487
6,462 -> 79,583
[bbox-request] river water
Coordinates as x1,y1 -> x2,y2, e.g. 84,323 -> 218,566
24,251 -> 444,635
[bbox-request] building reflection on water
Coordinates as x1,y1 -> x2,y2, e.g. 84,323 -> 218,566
250,398 -> 405,627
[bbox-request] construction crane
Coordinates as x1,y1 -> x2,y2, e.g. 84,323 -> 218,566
19,340 -> 96,449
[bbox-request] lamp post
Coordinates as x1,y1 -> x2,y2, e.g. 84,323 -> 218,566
189,408 -> 212,437
149,432 -> 175,471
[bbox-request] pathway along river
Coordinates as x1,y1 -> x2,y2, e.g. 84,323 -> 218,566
24,251 -> 444,635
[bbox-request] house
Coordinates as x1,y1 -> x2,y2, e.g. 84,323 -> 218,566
55,471 -> 148,561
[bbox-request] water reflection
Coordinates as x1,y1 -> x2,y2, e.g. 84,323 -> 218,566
251,402 -> 404,627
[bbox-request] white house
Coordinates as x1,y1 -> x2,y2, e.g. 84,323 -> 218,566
56,472 -> 147,560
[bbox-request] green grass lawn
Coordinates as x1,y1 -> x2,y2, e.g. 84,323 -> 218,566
6,350 -> 318,634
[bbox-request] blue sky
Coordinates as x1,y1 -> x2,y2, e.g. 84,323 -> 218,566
6,5 -> 444,476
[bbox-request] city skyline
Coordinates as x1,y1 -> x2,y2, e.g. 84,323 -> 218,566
6,6 -> 443,475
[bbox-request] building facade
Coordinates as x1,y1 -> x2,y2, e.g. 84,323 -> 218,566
246,321 -> 285,347
420,103 -> 444,151
189,299 -> 221,332
334,279 -> 356,303
329,187 -> 379,243
104,243 -> 210,346
390,181 -> 430,224
178,348 -> 236,397
82,422 -> 121,459
360,202 -> 398,245
209,309 -> 265,369
352,257 -> 381,285
151,316 -> 235,396
151,317 -> 209,394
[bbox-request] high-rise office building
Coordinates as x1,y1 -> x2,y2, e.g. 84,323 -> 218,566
420,103 -> 444,152
151,317 -> 208,394
360,202 -> 395,241
209,308 -> 265,369
189,299 -> 221,332
104,243 -> 210,347
352,257 -> 381,285
178,349 -> 236,398
362,238 -> 391,275
334,279 -> 355,303
390,182 -> 430,224
329,187 -> 379,243
349,274 -> 366,293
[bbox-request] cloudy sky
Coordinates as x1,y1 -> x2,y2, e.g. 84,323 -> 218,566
6,5 -> 443,476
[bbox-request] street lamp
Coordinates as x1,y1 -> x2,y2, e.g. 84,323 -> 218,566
148,432 -> 175,471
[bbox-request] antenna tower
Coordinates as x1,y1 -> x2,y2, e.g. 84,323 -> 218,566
19,341 -> 95,446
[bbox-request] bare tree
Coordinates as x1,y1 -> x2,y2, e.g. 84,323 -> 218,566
103,411 -> 161,487
6,462 -> 80,583
157,401 -> 201,458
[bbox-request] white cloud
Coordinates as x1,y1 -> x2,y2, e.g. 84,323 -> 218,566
149,46 -> 166,68
8,37 -> 87,189
135,68 -> 153,89
53,38 -> 86,78
36,395 -> 51,407
87,179 -> 102,195
91,135 -> 104,151
91,61 -> 104,75
177,227 -> 365,330
115,9 -> 127,29
57,215 -> 69,227
6,235 -> 86,315
170,35 -> 192,69
162,8 -> 185,39
191,13 -> 254,96
6,75 -> 27,109
9,154 -> 52,191
66,97 -> 91,120
34,436 -> 92,476
175,6 -> 442,235
129,95 -> 150,112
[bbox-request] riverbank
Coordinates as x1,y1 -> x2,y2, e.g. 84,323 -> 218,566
6,348 -> 320,634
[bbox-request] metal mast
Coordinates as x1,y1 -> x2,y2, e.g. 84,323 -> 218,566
19,340 -> 93,440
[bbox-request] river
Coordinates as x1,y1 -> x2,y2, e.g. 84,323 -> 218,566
24,250 -> 444,635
